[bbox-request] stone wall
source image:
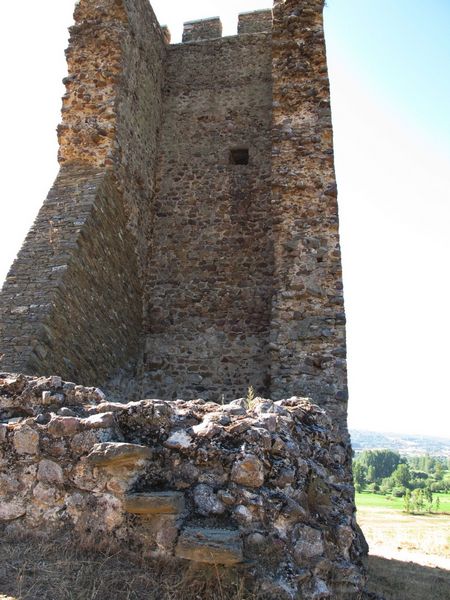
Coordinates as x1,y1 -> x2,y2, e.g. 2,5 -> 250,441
0,373 -> 366,599
238,9 -> 273,34
0,167 -> 142,386
1,0 -> 349,430
142,32 -> 274,402
0,0 -> 168,390
182,18 -> 223,42
269,0 -> 348,431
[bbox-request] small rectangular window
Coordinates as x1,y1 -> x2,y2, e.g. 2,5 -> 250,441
229,148 -> 249,165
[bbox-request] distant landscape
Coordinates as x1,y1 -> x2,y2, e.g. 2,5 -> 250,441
351,429 -> 450,597
350,429 -> 450,457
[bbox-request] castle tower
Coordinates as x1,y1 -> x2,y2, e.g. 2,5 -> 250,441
0,0 -> 348,433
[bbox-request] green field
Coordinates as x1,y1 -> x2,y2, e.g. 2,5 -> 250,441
356,491 -> 450,512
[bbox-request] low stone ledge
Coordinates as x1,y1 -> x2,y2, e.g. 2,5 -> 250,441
86,442 -> 152,468
124,492 -> 185,515
0,373 -> 366,598
176,527 -> 243,565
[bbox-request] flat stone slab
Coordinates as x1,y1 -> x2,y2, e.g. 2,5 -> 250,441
86,442 -> 152,467
124,492 -> 185,515
175,527 -> 243,565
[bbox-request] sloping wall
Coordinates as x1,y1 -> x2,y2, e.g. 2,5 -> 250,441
0,0 -> 167,387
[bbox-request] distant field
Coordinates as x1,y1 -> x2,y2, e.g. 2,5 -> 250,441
357,500 -> 450,570
356,491 -> 450,513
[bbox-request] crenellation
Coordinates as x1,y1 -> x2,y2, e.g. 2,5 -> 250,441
161,25 -> 171,44
182,17 -> 223,43
238,9 -> 273,34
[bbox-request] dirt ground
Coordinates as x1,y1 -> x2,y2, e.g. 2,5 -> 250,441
1,518 -> 449,600
357,505 -> 450,569
359,505 -> 450,599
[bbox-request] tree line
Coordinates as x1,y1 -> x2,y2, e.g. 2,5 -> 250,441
353,449 -> 449,513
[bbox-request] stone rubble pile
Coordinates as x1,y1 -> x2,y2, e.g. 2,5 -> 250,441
0,373 -> 366,598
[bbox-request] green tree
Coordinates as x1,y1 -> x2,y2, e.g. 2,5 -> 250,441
403,489 -> 411,513
435,496 -> 441,513
411,489 -> 425,513
393,463 -> 411,488
357,450 -> 402,481
353,463 -> 367,492
434,462 -> 444,480
367,465 -> 376,484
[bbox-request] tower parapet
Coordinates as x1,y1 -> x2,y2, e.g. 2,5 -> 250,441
238,9 -> 272,34
182,17 -> 222,42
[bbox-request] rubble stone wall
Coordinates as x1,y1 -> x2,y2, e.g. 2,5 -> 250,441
270,0 -> 348,431
0,374 -> 366,599
0,0 -> 168,388
142,33 -> 274,402
1,0 -> 348,434
0,168 -> 142,387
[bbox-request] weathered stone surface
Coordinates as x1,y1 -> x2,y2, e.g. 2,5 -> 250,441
238,9 -> 272,34
231,455 -> 264,488
0,0 -> 348,434
0,375 -> 365,597
193,484 -> 225,516
124,492 -> 185,515
86,442 -> 152,468
13,426 -> 39,455
293,525 -> 324,561
0,500 -> 26,521
48,416 -> 81,437
182,17 -> 222,42
176,527 -> 243,565
83,413 -> 115,430
0,0 -> 361,596
37,459 -> 64,486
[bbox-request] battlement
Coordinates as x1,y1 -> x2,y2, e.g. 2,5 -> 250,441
238,9 -> 272,34
180,9 -> 273,44
161,25 -> 171,44
182,17 -> 222,42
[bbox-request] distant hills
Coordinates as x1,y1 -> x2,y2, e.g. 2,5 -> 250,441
350,429 -> 450,457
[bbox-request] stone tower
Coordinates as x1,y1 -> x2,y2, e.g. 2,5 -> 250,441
0,0 -> 348,431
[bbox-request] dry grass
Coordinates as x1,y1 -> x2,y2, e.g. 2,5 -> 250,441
359,504 -> 450,599
0,533 -> 256,600
1,531 -> 449,600
357,505 -> 450,569
366,556 -> 450,600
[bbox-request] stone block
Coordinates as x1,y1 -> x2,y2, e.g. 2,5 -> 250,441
124,492 -> 185,515
238,10 -> 272,35
176,527 -> 243,565
182,18 -> 222,42
86,442 -> 152,468
231,454 -> 264,488
37,459 -> 64,485
0,500 -> 26,521
13,426 -> 39,455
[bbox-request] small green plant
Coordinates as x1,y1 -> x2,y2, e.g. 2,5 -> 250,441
245,385 -> 256,410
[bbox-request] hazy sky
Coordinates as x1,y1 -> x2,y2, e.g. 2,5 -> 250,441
0,1 -> 449,437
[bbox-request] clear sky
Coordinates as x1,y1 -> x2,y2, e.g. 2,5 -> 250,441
0,1 -> 449,437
